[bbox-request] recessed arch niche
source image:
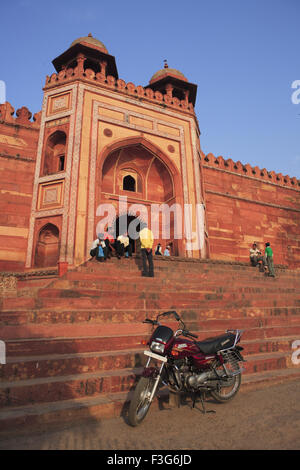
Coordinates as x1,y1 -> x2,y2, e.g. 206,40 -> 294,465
101,143 -> 174,201
97,139 -> 183,255
42,130 -> 67,176
34,223 -> 60,267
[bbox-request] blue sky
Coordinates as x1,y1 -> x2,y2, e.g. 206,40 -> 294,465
1,0 -> 299,178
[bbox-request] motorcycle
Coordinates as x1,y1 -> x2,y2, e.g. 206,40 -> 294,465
128,311 -> 245,426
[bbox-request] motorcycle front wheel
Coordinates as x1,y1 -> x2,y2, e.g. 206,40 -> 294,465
128,376 -> 156,426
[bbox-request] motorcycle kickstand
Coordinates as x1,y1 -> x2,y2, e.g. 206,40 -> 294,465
192,391 -> 215,414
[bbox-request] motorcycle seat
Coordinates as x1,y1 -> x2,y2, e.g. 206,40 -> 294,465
196,332 -> 236,355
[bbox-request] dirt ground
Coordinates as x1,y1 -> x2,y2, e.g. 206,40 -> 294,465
0,380 -> 300,451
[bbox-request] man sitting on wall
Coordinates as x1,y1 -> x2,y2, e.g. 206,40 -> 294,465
249,243 -> 264,272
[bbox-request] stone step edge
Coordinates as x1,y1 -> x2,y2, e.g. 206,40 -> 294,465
3,324 -> 300,343
2,336 -> 299,364
0,367 -> 300,438
1,349 -> 298,389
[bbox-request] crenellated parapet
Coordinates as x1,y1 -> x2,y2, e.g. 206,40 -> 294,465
202,152 -> 300,190
44,67 -> 195,114
0,102 -> 41,128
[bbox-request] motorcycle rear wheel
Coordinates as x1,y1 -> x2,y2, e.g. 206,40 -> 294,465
210,373 -> 241,402
128,377 -> 155,426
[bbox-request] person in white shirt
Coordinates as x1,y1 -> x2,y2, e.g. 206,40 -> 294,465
249,243 -> 264,271
117,232 -> 132,258
90,234 -> 107,261
164,246 -> 171,256
90,235 -> 100,258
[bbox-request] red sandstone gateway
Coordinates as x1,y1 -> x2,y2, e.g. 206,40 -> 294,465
128,311 -> 245,426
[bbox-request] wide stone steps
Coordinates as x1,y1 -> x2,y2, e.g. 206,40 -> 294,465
0,348 -> 298,410
2,366 -> 300,437
2,313 -> 300,341
2,289 -> 300,313
2,305 -> 300,332
0,258 -> 299,432
1,334 -> 298,383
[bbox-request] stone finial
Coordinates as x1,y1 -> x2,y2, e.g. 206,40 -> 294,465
16,106 -> 32,123
164,59 -> 168,69
0,102 -> 15,123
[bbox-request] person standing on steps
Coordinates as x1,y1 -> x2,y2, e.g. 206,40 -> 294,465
139,223 -> 154,277
265,242 -> 275,277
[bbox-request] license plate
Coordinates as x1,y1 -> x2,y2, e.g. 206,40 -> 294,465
144,350 -> 167,362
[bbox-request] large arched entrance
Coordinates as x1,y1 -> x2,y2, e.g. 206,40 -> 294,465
113,214 -> 143,254
97,138 -> 184,256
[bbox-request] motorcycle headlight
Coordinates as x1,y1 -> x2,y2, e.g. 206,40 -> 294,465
150,341 -> 165,355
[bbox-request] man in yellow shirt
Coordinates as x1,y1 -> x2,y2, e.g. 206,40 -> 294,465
139,225 -> 154,277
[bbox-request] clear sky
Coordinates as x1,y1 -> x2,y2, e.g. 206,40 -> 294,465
1,0 -> 299,178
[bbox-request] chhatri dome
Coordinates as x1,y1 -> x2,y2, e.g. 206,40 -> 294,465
52,33 -> 118,79
149,60 -> 188,85
70,33 -> 108,54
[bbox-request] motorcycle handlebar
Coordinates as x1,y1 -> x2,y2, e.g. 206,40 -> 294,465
159,311 -> 181,321
182,330 -> 198,339
143,316 -> 198,340
143,319 -> 158,325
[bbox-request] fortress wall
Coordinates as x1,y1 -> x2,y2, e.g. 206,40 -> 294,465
202,153 -> 300,267
0,103 -> 40,271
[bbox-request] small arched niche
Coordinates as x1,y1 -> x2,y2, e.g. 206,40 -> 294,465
42,131 -> 67,176
34,223 -> 60,267
123,174 -> 136,192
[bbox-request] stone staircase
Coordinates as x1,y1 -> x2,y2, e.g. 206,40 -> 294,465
0,256 -> 300,433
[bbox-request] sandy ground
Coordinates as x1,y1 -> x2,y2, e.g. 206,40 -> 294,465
0,380 -> 300,451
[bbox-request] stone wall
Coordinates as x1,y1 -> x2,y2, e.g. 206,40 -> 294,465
0,103 -> 40,270
202,153 -> 300,267
0,97 -> 299,271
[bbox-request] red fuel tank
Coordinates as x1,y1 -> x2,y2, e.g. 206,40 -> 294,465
171,338 -> 216,369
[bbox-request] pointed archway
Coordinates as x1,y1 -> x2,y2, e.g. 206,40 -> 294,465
96,138 -> 184,256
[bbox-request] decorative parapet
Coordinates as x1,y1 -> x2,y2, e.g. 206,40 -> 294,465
0,274 -> 17,297
44,67 -> 195,115
202,152 -> 300,190
0,102 -> 41,128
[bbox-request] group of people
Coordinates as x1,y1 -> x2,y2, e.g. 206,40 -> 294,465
90,229 -> 132,262
90,225 -> 159,277
91,229 -> 276,279
249,242 -> 275,277
154,243 -> 171,257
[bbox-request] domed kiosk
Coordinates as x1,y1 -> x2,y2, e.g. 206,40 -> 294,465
52,33 -> 118,78
146,61 -> 197,106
